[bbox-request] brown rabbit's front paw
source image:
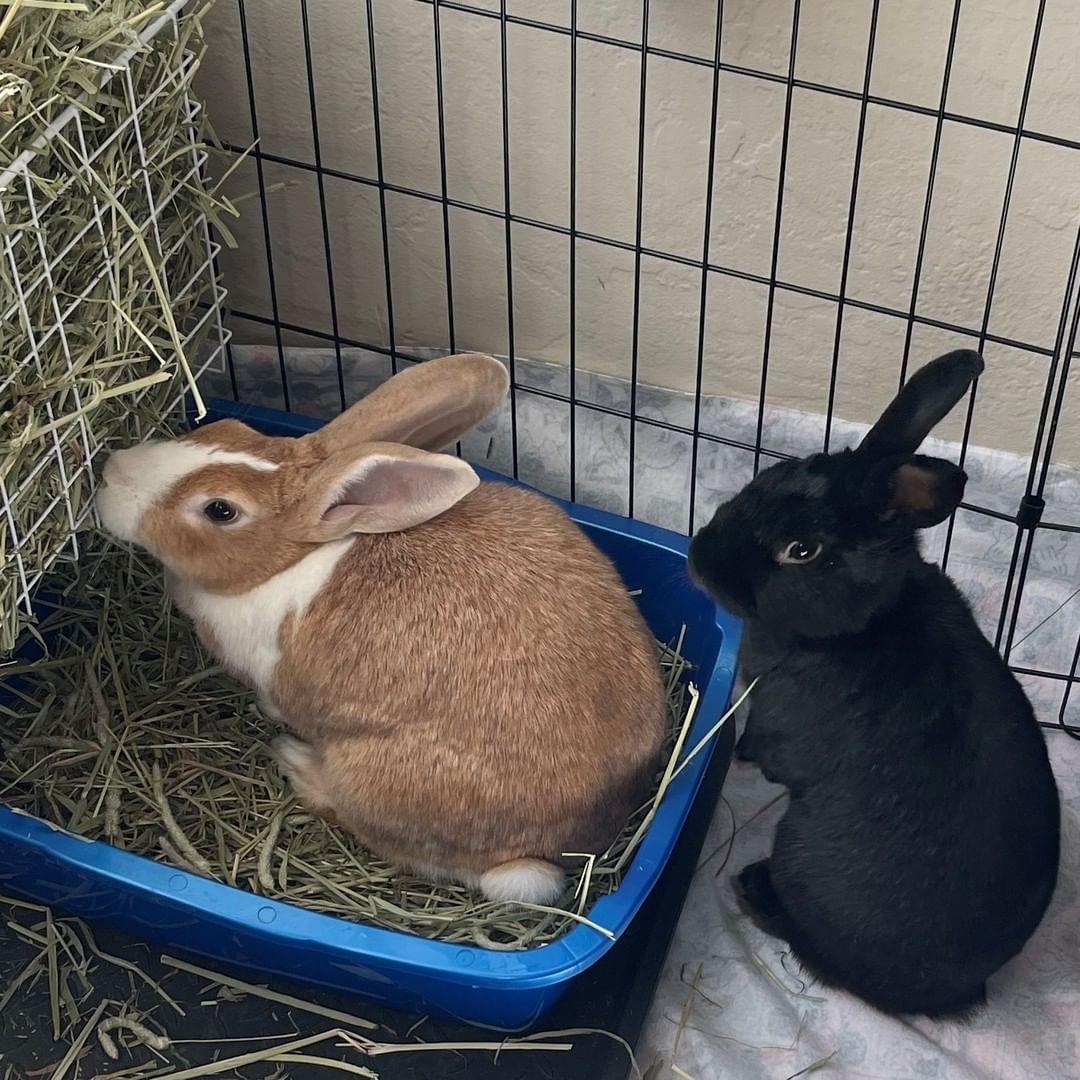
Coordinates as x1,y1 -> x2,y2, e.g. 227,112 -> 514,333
257,696 -> 285,724
271,735 -> 337,822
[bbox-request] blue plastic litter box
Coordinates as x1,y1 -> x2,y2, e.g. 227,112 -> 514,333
0,399 -> 740,1031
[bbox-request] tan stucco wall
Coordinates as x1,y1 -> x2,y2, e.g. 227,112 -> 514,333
199,0 -> 1080,464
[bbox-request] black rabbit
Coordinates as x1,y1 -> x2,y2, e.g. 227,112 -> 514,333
688,349 -> 1060,1017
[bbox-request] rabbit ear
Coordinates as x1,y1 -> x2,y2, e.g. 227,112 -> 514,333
858,350 -> 984,459
869,454 -> 967,529
309,353 -> 508,452
293,443 -> 479,542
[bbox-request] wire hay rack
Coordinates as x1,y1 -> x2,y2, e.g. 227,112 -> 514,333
0,0 -> 230,653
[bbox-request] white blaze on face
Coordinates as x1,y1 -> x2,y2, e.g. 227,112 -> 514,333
95,440 -> 279,547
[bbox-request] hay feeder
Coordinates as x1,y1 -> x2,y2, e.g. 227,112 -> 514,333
0,0 -> 229,654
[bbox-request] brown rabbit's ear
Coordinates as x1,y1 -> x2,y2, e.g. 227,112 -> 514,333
293,443 -> 479,542
308,353 -> 508,452
868,454 -> 967,529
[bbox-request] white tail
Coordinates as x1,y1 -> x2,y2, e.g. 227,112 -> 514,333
480,859 -> 565,905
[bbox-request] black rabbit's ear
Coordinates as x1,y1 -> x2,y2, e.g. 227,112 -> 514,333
858,350 -> 984,459
868,454 -> 967,529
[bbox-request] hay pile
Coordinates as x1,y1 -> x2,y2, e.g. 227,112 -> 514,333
0,0 -> 231,652
0,537 -> 718,950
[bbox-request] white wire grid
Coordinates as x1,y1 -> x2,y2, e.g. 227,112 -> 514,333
0,0 -> 229,646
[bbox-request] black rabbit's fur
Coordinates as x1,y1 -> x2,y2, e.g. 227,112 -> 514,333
688,350 -> 1060,1017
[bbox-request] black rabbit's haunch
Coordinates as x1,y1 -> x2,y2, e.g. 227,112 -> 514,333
689,349 -> 1060,1018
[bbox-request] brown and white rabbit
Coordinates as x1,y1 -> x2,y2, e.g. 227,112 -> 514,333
96,353 -> 666,904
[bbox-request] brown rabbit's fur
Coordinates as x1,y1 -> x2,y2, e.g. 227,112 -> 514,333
273,482 -> 665,878
96,354 -> 666,903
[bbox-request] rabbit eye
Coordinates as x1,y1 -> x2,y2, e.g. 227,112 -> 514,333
778,540 -> 821,565
203,499 -> 239,524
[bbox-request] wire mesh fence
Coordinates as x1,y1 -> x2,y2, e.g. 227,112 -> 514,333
198,0 -> 1079,734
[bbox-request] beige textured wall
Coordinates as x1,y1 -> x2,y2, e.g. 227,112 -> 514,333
199,0 -> 1080,464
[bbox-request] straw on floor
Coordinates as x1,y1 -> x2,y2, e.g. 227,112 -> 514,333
0,537 -> 719,950
0,890 -> 647,1080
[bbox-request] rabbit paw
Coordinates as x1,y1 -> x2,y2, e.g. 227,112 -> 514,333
733,860 -> 789,940
271,735 -> 336,820
734,730 -> 758,763
257,696 -> 285,724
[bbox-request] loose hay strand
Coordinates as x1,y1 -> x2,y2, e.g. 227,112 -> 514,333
71,917 -> 186,1016
0,536 -> 733,948
143,1030 -> 360,1080
669,676 -> 756,783
159,955 -> 378,1032
50,1000 -> 109,1080
263,1055 -> 378,1079
611,683 -> 701,876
